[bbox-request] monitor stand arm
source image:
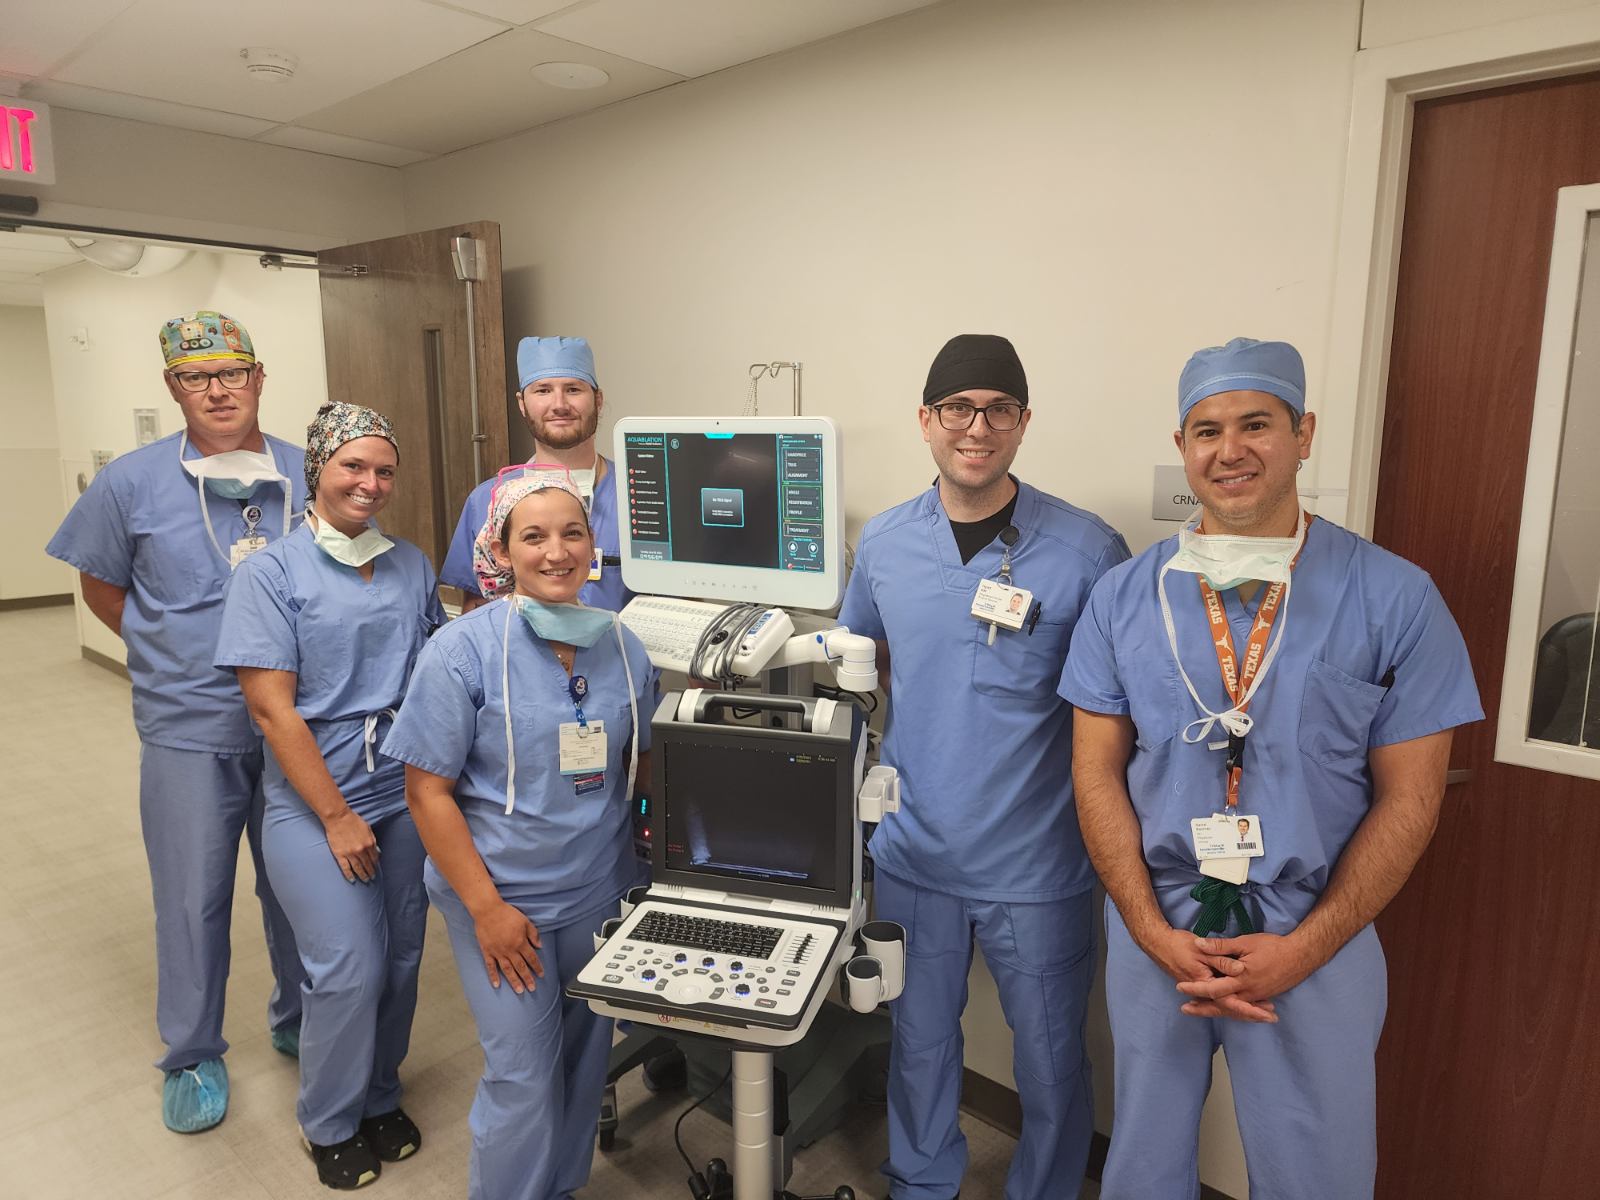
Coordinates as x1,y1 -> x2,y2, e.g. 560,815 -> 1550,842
760,628 -> 877,693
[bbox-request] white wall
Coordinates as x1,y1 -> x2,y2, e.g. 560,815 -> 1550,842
11,108 -> 405,250
42,252 -> 329,663
401,0 -> 1366,1191
0,305 -> 73,601
1361,0 -> 1600,46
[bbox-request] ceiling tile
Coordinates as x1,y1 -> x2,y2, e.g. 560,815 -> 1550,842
53,0 -> 507,124
256,127 -> 432,167
424,0 -> 574,25
19,80 -> 276,138
0,1 -> 139,78
536,0 -> 944,78
295,28 -> 682,155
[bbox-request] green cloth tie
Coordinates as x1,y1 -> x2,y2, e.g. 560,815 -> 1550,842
1189,878 -> 1256,937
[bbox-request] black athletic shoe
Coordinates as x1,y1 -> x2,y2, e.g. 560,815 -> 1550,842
359,1108 -> 422,1162
304,1132 -> 382,1190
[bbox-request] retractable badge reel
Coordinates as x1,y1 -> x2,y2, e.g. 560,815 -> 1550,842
971,525 -> 1032,645
230,503 -> 269,568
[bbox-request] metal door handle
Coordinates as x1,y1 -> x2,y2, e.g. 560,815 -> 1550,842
1445,768 -> 1471,786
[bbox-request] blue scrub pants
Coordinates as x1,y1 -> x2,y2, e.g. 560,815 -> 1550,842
1100,896 -> 1387,1200
874,870 -> 1096,1200
435,889 -> 615,1200
139,743 -> 304,1072
262,803 -> 428,1145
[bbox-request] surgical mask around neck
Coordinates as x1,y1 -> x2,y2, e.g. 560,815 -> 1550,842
568,467 -> 595,503
310,507 -> 394,568
180,432 -> 290,565
1167,521 -> 1300,592
180,435 -> 282,499
1157,508 -> 1310,745
514,595 -> 614,647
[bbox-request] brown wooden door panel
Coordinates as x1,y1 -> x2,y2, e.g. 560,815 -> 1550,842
318,223 -> 508,569
1374,71 -> 1600,1199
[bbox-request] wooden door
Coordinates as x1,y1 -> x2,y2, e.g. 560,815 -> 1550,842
1372,72 -> 1600,1198
318,222 -> 509,571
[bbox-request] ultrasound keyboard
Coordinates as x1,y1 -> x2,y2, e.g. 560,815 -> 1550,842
627,909 -> 784,960
570,897 -> 846,1033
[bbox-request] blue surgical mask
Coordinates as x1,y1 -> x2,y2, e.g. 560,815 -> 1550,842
310,510 -> 394,568
181,445 -> 283,498
203,476 -> 258,500
514,595 -> 614,647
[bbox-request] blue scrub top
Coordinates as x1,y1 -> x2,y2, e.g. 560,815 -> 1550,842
46,431 -> 308,753
1058,518 -> 1483,902
439,455 -> 631,612
381,600 -> 657,929
839,480 -> 1130,903
214,523 -> 446,821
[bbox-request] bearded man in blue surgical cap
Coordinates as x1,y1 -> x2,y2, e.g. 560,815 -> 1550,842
1060,336 -> 1483,1199
440,336 -> 631,614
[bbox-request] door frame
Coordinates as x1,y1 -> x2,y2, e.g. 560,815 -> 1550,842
1324,7 -> 1600,538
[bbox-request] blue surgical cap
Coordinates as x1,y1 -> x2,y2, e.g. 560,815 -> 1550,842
1178,337 -> 1305,427
517,336 -> 598,391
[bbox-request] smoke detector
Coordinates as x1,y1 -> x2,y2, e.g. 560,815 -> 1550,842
531,61 -> 609,90
240,48 -> 298,83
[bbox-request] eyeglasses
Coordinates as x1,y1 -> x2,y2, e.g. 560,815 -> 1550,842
929,400 -> 1027,431
169,366 -> 255,393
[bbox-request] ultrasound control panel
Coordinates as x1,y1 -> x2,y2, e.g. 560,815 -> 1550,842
570,898 -> 845,1032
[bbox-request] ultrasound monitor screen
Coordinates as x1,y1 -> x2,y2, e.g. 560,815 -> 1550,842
662,740 -> 839,894
622,431 -> 827,574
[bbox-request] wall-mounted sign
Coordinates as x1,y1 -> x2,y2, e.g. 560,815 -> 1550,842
0,100 -> 54,185
1152,464 -> 1199,521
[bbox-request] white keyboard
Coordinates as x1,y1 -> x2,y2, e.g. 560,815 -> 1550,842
572,898 -> 844,1032
619,595 -> 792,675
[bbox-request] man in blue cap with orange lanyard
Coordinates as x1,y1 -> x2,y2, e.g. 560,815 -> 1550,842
841,334 -> 1129,1200
46,311 -> 307,1134
441,336 -> 630,613
1059,337 -> 1482,1199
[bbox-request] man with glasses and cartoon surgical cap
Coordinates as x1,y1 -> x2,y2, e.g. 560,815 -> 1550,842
839,334 -> 1129,1200
47,311 -> 307,1134
1060,337 -> 1482,1199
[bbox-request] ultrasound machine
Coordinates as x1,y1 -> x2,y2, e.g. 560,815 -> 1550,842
567,417 -> 906,1200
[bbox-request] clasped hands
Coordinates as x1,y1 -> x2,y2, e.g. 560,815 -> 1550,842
1150,927 -> 1321,1024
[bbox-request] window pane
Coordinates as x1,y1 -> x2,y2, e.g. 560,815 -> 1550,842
1530,214 -> 1600,749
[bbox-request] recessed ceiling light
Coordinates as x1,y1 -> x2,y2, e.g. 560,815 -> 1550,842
531,61 -> 609,90
240,47 -> 298,83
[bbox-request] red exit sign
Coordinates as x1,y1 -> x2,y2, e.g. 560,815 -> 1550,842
1,101 -> 55,185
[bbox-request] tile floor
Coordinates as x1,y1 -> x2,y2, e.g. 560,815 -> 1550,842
0,607 -> 1094,1200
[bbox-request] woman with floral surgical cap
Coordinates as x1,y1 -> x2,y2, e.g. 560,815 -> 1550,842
381,470 -> 655,1200
215,402 -> 445,1190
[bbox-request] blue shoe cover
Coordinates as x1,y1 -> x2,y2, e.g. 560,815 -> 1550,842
162,1058 -> 228,1133
271,1025 -> 301,1059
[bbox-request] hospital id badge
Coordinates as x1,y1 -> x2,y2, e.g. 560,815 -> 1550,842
588,551 -> 603,583
1192,813 -> 1263,884
230,535 -> 268,568
971,579 -> 1032,632
1191,813 -> 1265,860
559,720 -> 607,775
